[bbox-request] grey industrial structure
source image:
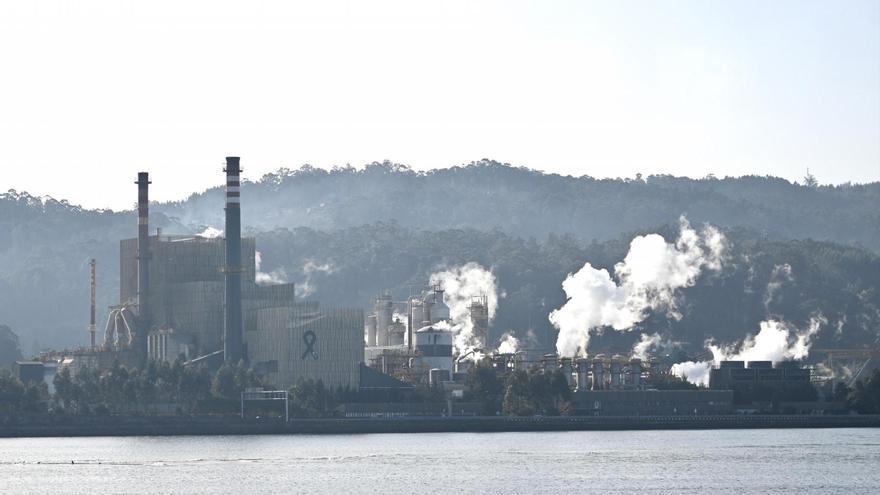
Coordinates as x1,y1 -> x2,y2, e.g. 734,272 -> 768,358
22,155 -> 830,418
59,157 -> 364,390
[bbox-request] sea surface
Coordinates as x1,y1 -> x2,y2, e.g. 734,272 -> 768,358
0,428 -> 878,494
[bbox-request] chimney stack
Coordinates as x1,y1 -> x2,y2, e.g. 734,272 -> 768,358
135,172 -> 151,361
89,258 -> 97,349
224,157 -> 244,364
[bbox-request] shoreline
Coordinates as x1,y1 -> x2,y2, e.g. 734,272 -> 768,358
1,414 -> 879,438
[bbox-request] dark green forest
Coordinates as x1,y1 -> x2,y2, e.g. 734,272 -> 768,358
1,161 -> 878,357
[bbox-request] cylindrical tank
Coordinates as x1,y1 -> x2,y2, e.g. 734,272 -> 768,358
431,289 -> 450,323
560,357 -> 574,388
592,354 -> 606,390
365,314 -> 377,347
610,354 -> 624,388
629,358 -> 642,388
415,326 -> 454,372
375,292 -> 393,346
387,320 -> 406,346
575,357 -> 589,391
410,298 -> 425,333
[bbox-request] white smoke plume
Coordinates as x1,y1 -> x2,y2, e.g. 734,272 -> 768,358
632,333 -> 663,361
764,263 -> 793,312
198,226 -> 223,238
254,250 -> 288,286
671,316 -> 826,386
429,262 -> 499,359
294,259 -> 336,297
631,333 -> 682,361
550,217 -> 726,357
670,361 -> 714,387
497,332 -> 520,354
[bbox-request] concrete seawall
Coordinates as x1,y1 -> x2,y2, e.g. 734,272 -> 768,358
1,414 -> 879,438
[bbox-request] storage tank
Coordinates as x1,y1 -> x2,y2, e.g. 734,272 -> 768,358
560,357 -> 574,389
365,314 -> 377,347
610,354 -> 624,388
410,298 -> 426,330
415,325 -> 454,372
629,358 -> 642,388
387,320 -> 406,346
430,288 -> 450,323
575,357 -> 590,391
592,354 -> 606,390
375,292 -> 393,346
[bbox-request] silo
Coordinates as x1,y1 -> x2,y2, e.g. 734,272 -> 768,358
610,354 -> 624,388
575,357 -> 590,391
415,325 -> 454,372
560,357 -> 574,389
365,314 -> 377,347
592,355 -> 606,390
387,320 -> 406,346
629,358 -> 642,388
430,288 -> 450,323
374,292 -> 393,346
410,297 -> 426,328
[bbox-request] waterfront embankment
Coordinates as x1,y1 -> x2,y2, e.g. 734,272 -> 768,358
1,414 -> 879,438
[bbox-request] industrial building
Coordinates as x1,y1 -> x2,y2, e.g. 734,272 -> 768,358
709,360 -> 811,388
363,285 -> 487,384
49,157 -> 364,391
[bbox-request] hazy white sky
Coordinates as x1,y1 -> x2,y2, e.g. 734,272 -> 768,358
1,1 -> 878,210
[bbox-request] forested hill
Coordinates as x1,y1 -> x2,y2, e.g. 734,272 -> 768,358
0,161 -> 878,356
156,160 -> 880,251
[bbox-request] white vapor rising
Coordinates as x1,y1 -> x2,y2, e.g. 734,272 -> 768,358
497,332 -> 520,354
672,316 -> 825,386
294,259 -> 336,297
254,250 -> 288,286
764,263 -> 793,311
198,226 -> 223,238
550,217 -> 726,357
429,262 -> 499,359
630,332 -> 683,361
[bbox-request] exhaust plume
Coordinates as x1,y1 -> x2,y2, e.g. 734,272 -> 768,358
254,250 -> 288,286
294,259 -> 336,297
672,316 -> 826,386
429,262 -> 499,358
497,332 -> 520,354
764,263 -> 793,312
198,226 -> 223,239
550,217 -> 726,357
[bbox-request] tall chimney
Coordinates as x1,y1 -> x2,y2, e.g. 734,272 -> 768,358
89,258 -> 96,349
224,157 -> 244,364
135,172 -> 151,361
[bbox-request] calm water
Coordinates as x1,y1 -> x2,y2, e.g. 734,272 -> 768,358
0,429 -> 878,494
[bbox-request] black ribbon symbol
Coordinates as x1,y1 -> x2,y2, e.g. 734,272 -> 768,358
301,330 -> 318,360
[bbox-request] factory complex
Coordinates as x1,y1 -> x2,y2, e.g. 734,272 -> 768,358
15,156 -> 832,419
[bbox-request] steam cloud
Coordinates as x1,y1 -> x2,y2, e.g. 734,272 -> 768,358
429,262 -> 499,359
549,217 -> 726,357
764,263 -> 793,312
631,332 -> 681,361
198,226 -> 223,238
254,250 -> 288,286
295,260 -> 336,297
671,316 -> 825,386
497,332 -> 520,354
